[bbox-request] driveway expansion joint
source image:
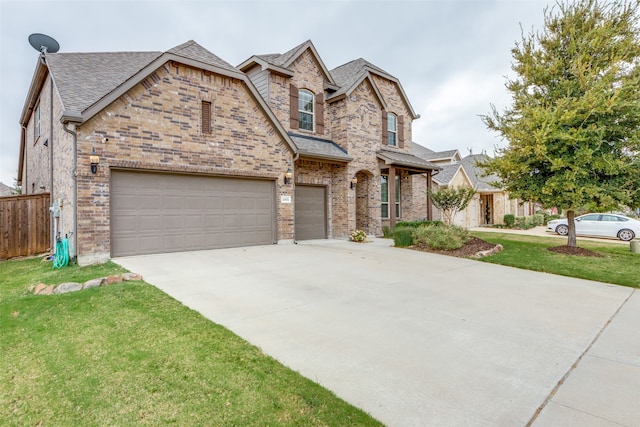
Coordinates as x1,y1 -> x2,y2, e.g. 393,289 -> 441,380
526,288 -> 637,426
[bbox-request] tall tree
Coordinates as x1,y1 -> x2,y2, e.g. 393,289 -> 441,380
482,0 -> 640,247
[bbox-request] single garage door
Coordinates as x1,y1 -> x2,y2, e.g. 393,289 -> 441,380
295,185 -> 326,240
111,171 -> 275,257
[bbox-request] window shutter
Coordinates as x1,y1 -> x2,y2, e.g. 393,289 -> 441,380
381,111 -> 388,145
315,92 -> 324,135
201,101 -> 211,134
290,84 -> 299,130
398,115 -> 405,148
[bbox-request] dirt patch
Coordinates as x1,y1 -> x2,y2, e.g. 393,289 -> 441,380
547,246 -> 604,257
410,236 -> 499,258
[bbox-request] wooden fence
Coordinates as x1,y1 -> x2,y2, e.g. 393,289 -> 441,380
0,193 -> 50,259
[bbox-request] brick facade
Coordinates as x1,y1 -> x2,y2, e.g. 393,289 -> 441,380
20,40 -> 438,264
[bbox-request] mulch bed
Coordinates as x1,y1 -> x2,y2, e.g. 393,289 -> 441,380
547,245 -> 604,257
410,236 -> 498,258
410,236 -> 604,258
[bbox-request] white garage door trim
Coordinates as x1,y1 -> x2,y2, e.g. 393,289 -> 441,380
111,170 -> 276,257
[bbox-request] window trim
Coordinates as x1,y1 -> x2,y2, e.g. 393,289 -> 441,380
381,174 -> 400,219
298,89 -> 314,132
387,112 -> 397,147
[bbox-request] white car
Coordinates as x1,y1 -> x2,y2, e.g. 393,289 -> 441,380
547,213 -> 640,241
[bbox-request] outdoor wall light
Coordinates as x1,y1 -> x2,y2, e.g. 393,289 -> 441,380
90,149 -> 100,174
350,175 -> 358,189
284,169 -> 293,185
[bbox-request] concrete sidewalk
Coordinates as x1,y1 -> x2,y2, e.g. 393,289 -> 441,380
115,239 -> 638,426
471,225 -> 630,245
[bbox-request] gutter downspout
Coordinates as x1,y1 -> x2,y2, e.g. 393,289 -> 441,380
62,120 -> 79,264
39,53 -> 56,249
20,125 -> 27,191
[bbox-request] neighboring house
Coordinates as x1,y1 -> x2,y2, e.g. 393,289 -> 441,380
0,182 -> 14,197
18,39 -> 440,265
413,145 -> 534,227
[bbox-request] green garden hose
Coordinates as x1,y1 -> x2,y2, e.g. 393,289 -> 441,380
53,238 -> 70,269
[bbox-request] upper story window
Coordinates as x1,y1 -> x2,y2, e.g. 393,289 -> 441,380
298,89 -> 314,131
387,113 -> 397,146
34,103 -> 41,140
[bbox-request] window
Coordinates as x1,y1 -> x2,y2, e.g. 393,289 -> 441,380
34,103 -> 41,140
381,175 -> 400,218
298,89 -> 314,131
201,101 -> 211,133
387,113 -> 397,146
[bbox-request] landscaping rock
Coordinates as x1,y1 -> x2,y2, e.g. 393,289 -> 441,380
122,272 -> 143,281
472,244 -> 504,258
83,278 -> 104,289
53,282 -> 83,294
39,285 -> 54,295
104,275 -> 123,285
33,283 -> 47,294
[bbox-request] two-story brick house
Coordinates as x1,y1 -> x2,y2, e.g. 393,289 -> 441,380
18,39 -> 439,265
239,40 -> 440,238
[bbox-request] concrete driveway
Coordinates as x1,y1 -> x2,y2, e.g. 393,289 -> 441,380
115,239 -> 638,427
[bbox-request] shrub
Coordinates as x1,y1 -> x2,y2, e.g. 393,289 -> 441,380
349,229 -> 367,243
515,216 -> 536,229
412,225 -> 470,251
393,227 -> 414,247
503,214 -> 515,228
532,214 -> 545,226
395,220 -> 443,229
382,225 -> 392,238
545,214 -> 562,224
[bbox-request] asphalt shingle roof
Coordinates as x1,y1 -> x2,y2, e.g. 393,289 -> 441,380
461,154 -> 502,191
377,149 -> 441,171
46,40 -> 237,115
46,51 -> 162,113
433,163 -> 462,185
288,133 -> 352,162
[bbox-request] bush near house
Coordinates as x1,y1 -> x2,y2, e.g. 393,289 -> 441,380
392,224 -> 470,251
503,214 -> 516,228
395,220 -> 443,228
413,225 -> 470,251
392,227 -> 414,247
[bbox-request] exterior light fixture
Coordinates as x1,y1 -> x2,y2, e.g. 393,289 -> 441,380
90,148 -> 100,174
350,175 -> 358,189
284,169 -> 293,185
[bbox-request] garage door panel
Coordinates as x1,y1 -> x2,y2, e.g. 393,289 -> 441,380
111,171 -> 275,257
295,186 -> 326,240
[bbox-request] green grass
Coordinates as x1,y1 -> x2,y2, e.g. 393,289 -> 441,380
0,258 -> 381,426
471,231 -> 640,288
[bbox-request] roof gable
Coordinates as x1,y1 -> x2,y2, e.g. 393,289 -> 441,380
238,40 -> 336,85
461,154 -> 503,191
329,58 -> 418,118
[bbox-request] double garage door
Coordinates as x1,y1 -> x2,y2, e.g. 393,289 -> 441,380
111,171 -> 276,257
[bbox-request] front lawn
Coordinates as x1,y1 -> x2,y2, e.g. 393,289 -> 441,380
471,231 -> 639,288
0,258 -> 381,426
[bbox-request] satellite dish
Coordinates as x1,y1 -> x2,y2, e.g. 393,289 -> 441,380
28,33 -> 60,54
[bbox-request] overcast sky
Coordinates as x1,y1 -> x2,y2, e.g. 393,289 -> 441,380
0,0 -> 551,186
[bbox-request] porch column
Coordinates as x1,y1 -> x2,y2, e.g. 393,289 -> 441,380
426,171 -> 432,221
389,166 -> 396,229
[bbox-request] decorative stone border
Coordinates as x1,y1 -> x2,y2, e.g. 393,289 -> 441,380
29,273 -> 144,295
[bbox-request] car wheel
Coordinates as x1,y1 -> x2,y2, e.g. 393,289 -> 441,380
556,225 -> 569,236
618,229 -> 635,241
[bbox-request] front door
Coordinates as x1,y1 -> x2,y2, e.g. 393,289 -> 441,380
480,194 -> 493,225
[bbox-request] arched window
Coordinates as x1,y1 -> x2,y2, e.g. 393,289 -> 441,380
298,89 -> 314,131
387,112 -> 397,146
